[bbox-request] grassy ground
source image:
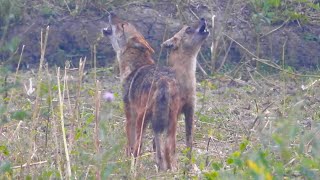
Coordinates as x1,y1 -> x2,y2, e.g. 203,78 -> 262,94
1,0 -> 320,179
1,56 -> 320,179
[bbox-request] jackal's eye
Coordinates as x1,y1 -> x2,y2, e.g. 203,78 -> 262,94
185,26 -> 194,34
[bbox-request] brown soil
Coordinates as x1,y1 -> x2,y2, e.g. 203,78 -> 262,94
1,1 -> 320,70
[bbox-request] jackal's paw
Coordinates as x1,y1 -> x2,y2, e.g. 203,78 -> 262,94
171,159 -> 178,171
126,146 -> 133,156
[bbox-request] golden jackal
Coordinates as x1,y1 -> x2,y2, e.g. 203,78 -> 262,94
103,13 -> 180,170
162,18 -> 209,158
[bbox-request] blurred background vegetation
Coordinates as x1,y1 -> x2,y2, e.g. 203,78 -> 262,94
0,0 -> 320,179
0,0 -> 319,72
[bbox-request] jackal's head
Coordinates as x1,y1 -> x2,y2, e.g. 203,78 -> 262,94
162,18 -> 209,54
103,12 -> 154,55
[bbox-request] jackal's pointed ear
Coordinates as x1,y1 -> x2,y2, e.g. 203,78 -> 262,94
129,36 -> 155,53
161,37 -> 179,50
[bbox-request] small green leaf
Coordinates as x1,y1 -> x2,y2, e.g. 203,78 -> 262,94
88,89 -> 95,96
40,82 -> 49,96
0,161 -> 12,174
26,175 -> 32,180
240,140 -> 249,152
0,145 -> 10,156
272,134 -> 283,145
227,157 -> 234,165
231,151 -> 241,158
204,171 -> 219,180
211,162 -> 221,171
11,110 -> 28,120
40,170 -> 54,179
52,85 -> 58,91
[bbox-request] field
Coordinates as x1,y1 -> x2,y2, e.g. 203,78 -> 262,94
1,50 -> 320,179
1,0 -> 320,179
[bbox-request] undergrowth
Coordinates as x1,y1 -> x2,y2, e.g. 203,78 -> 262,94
1,45 -> 320,179
0,0 -> 320,179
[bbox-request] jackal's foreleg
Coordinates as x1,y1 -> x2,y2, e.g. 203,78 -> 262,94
184,104 -> 194,160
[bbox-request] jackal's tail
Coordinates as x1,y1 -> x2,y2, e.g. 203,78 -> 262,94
152,79 -> 170,133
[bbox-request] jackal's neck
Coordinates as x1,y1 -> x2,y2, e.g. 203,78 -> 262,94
168,50 -> 198,78
118,47 -> 155,81
168,49 -> 199,95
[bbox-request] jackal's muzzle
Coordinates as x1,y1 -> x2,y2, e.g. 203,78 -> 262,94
197,18 -> 209,36
102,26 -> 112,36
102,12 -> 121,36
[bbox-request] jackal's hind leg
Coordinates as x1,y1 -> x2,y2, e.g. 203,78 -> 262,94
154,132 -> 166,170
125,105 -> 136,156
165,109 -> 178,170
133,112 -> 149,157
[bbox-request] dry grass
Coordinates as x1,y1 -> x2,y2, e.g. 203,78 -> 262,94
1,0 -> 320,179
1,59 -> 320,178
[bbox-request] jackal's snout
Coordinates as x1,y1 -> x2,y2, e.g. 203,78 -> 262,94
192,18 -> 209,39
102,26 -> 112,36
198,18 -> 209,35
102,12 -> 119,36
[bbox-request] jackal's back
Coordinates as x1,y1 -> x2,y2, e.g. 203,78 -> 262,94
123,65 -> 179,132
123,65 -> 176,102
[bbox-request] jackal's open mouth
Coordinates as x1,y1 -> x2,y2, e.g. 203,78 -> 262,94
198,18 -> 209,35
102,26 -> 112,36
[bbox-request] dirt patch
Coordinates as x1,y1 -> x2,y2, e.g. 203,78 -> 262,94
1,1 -> 320,70
1,67 -> 319,178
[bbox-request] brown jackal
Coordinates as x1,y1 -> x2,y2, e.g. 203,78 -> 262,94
162,18 -> 209,158
103,13 -> 180,170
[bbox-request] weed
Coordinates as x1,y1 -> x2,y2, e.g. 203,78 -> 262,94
250,0 -> 320,25
0,0 -> 320,179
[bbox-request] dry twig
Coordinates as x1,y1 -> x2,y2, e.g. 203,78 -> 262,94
57,67 -> 72,179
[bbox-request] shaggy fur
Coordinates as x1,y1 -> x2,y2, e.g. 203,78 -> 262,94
103,13 -> 181,170
162,18 -> 209,159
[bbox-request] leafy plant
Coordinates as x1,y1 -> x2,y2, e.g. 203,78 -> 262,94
250,0 -> 320,24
